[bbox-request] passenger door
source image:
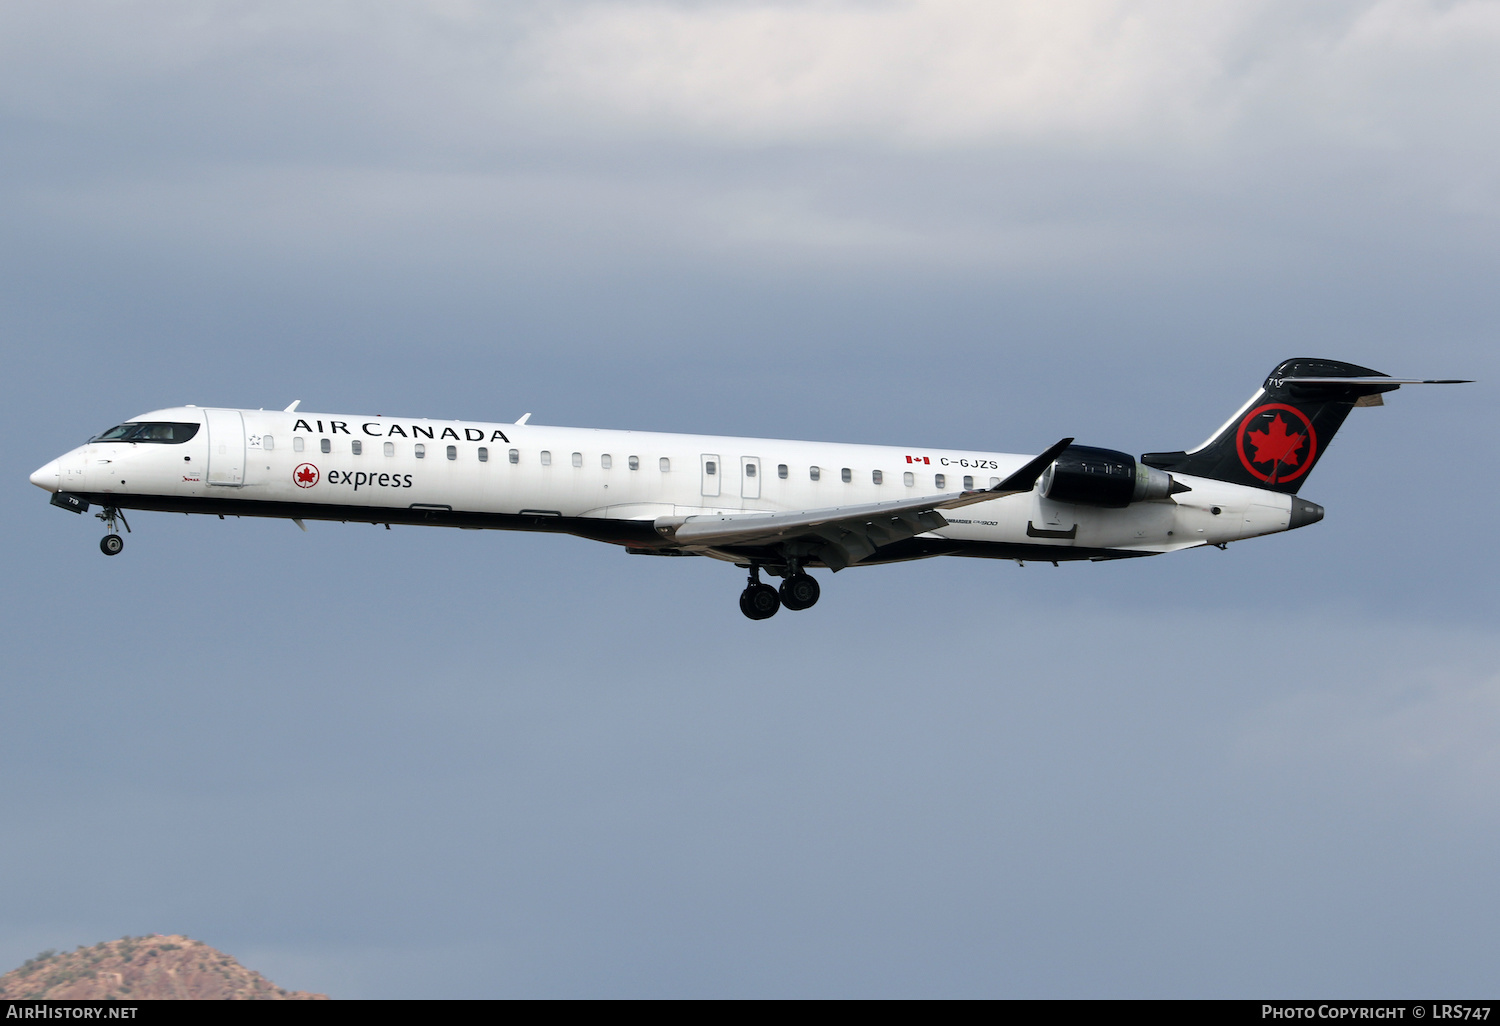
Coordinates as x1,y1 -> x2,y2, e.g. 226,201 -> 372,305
205,409 -> 246,486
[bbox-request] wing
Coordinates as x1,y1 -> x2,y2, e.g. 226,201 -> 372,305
652,437 -> 1073,569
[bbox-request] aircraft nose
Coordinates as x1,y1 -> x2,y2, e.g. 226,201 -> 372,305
30,458 -> 61,492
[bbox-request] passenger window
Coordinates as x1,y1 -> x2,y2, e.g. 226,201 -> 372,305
601,454 -> 611,469
384,441 -> 395,457
659,457 -> 670,472
541,451 -> 551,466
841,468 -> 851,483
263,435 -> 274,451
935,473 -> 946,489
293,437 -> 305,453
903,471 -> 914,487
629,456 -> 639,470
320,438 -> 331,454
479,447 -> 489,462
745,463 -> 756,478
415,443 -> 426,459
810,466 -> 820,481
963,475 -> 973,490
990,477 -> 1000,488
447,445 -> 457,460
872,470 -> 883,485
778,464 -> 788,479
509,449 -> 519,464
572,452 -> 582,468
705,461 -> 716,475
351,440 -> 362,456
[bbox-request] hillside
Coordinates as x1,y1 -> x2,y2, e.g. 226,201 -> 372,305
0,935 -> 327,1000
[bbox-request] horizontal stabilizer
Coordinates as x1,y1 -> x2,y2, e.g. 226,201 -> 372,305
1278,377 -> 1472,385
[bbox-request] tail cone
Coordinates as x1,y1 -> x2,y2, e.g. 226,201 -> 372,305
1289,499 -> 1324,530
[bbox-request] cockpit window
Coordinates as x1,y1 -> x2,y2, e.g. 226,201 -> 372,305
96,422 -> 200,444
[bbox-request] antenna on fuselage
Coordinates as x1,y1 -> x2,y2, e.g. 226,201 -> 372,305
515,413 -> 531,425
284,400 -> 301,413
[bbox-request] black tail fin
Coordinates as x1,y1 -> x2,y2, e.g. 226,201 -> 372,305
1141,358 -> 1399,494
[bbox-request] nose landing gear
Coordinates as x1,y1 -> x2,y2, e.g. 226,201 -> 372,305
96,506 -> 130,556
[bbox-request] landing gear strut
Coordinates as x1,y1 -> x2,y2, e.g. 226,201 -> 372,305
738,565 -> 781,620
96,506 -> 130,556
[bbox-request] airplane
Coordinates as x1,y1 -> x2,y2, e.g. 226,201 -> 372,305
29,358 -> 1469,620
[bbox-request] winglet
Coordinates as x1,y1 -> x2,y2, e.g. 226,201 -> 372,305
284,400 -> 301,413
990,437 -> 1074,496
515,413 -> 531,425
938,437 -> 1074,510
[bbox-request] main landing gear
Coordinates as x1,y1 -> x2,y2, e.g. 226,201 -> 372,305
738,564 -> 821,620
779,572 -> 820,611
739,566 -> 779,620
96,506 -> 130,556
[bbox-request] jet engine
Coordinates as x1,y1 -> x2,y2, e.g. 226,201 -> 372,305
1040,445 -> 1183,508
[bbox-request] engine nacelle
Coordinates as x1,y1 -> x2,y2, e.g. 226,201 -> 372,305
1040,445 -> 1179,508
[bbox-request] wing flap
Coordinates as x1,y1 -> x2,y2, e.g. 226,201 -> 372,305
659,500 -> 950,548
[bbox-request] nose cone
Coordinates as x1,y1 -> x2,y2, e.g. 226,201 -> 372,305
1289,499 -> 1325,530
30,458 -> 61,492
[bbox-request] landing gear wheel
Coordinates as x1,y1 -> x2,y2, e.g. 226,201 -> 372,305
779,574 -> 820,611
739,583 -> 781,620
95,506 -> 130,554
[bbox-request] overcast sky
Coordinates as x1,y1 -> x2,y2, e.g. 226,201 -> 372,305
2,1 -> 1496,997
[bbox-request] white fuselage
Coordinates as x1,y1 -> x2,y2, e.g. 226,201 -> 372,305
31,406 -> 1298,564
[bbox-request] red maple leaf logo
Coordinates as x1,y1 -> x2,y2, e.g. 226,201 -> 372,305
294,463 -> 319,487
1246,414 -> 1305,467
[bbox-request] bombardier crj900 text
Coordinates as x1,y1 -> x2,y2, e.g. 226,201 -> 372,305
30,359 -> 1468,620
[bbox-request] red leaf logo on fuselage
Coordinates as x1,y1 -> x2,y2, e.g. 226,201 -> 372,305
1235,404 -> 1317,485
293,463 -> 320,488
